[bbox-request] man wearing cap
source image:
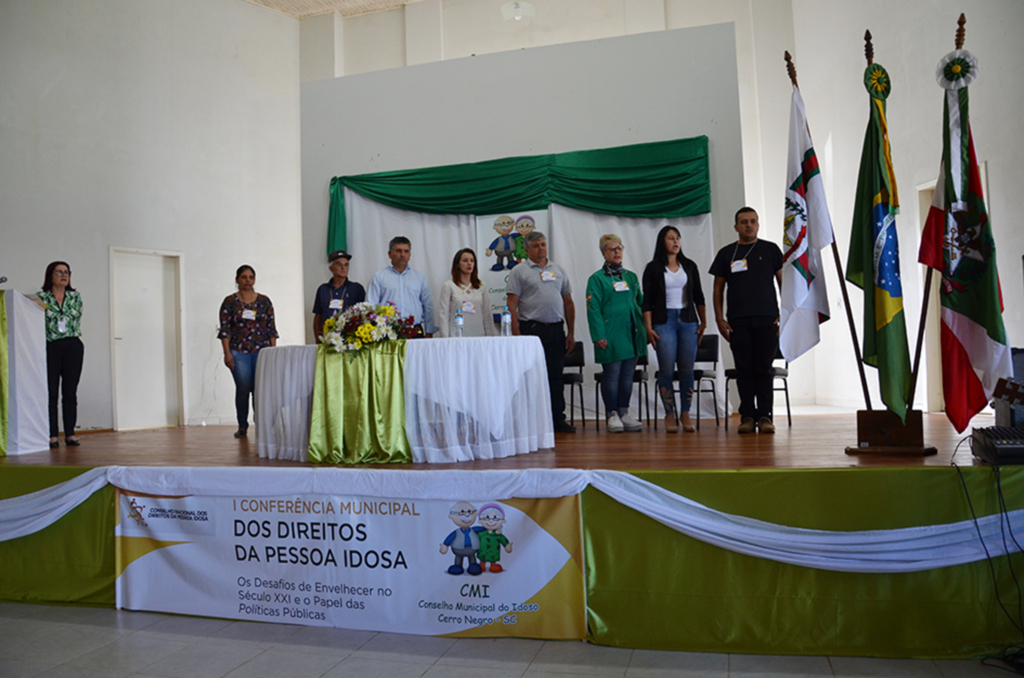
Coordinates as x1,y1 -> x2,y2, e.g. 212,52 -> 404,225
367,236 -> 437,338
312,249 -> 366,343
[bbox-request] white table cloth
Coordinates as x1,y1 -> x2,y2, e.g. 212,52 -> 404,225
254,345 -> 317,462
255,337 -> 554,463
3,290 -> 49,455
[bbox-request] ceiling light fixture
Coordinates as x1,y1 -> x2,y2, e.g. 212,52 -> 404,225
500,1 -> 535,22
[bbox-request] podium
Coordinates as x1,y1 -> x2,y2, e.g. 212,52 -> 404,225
1,289 -> 49,455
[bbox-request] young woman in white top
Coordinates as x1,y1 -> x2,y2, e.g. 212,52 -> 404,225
436,248 -> 497,338
642,226 -> 707,432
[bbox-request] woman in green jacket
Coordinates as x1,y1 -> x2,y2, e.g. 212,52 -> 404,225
586,234 -> 647,432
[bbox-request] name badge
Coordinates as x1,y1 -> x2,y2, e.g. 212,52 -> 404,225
461,300 -> 477,314
57,319 -> 67,333
540,271 -> 556,282
613,280 -> 630,292
242,309 -> 257,320
329,298 -> 344,310
730,259 -> 748,273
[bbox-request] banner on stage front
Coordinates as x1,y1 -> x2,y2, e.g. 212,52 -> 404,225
475,210 -> 549,318
114,488 -> 584,638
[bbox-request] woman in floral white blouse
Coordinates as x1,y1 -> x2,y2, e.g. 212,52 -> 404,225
218,265 -> 277,438
37,261 -> 85,448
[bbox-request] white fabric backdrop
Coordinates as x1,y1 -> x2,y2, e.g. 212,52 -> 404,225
3,466 -> 1023,574
550,204 -> 723,423
254,345 -> 317,462
5,289 -> 49,454
344,191 -> 726,424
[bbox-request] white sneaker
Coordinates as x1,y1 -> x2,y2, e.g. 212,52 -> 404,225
606,412 -> 624,433
619,413 -> 643,432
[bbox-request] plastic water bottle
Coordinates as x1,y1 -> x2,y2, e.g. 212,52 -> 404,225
453,308 -> 465,338
500,306 -> 512,337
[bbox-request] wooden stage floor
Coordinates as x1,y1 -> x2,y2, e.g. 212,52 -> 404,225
0,412 -> 985,471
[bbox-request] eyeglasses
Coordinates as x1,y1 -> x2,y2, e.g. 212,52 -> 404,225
54,269 -> 71,275
605,246 -> 624,253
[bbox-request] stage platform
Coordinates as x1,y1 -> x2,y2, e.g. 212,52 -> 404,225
2,413 -> 1021,660
0,412 -> 984,470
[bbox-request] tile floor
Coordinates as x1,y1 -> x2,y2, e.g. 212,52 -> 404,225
0,602 -> 1009,678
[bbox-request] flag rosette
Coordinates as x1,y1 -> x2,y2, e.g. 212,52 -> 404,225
864,63 -> 891,100
936,49 -> 978,90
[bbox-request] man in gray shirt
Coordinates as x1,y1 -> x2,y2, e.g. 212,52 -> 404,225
506,231 -> 576,433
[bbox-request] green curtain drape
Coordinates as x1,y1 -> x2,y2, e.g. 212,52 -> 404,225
308,342 -> 412,464
328,136 -> 710,253
0,291 -> 8,457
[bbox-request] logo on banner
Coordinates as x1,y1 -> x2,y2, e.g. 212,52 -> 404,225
127,498 -> 148,527
439,502 -> 514,576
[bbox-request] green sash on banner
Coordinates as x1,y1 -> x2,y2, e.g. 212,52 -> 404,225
308,341 -> 411,464
0,291 -> 9,457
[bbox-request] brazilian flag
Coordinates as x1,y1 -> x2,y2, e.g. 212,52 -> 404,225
846,63 -> 912,421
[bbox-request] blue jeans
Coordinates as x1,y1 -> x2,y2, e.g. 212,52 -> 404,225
600,356 -> 638,416
653,310 -> 699,415
231,350 -> 258,431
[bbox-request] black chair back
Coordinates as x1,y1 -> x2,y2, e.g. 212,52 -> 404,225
695,334 -> 719,364
564,342 -> 585,368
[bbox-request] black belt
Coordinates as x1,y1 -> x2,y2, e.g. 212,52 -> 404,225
520,319 -> 563,327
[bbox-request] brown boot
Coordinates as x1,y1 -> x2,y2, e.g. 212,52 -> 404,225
737,417 -> 756,434
664,414 -> 678,433
680,412 -> 696,433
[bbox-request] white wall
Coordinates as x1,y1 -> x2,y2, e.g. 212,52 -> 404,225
792,0 -> 1024,410
321,0 -> 1024,413
301,24 -> 745,346
0,0 -> 305,429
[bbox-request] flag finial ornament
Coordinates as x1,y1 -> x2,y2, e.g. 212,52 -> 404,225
938,13 -> 977,91
784,51 -> 798,87
864,30 -> 874,65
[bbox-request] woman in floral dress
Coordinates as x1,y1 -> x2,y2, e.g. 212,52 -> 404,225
38,261 -> 85,448
218,265 -> 277,437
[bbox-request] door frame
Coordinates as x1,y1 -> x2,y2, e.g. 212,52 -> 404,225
108,246 -> 188,430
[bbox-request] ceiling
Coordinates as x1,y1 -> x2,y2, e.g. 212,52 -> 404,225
242,0 -> 424,19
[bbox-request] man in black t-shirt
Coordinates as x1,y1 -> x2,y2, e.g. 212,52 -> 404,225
709,207 -> 783,433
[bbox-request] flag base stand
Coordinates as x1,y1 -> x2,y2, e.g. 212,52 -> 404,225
844,410 -> 937,456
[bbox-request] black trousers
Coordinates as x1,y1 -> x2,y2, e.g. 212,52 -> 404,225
519,320 -> 567,425
729,317 -> 776,421
46,336 -> 84,438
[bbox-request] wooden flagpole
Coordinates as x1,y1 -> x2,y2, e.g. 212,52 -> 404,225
908,14 -> 965,408
784,51 -> 873,411
839,34 -> 935,456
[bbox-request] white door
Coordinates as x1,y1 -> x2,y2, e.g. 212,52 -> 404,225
112,250 -> 181,430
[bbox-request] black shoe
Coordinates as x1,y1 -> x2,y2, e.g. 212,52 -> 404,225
553,421 -> 576,433
50,438 -> 60,449
66,437 -> 81,447
234,429 -> 248,438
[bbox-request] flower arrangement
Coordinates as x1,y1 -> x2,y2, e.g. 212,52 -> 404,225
321,302 -> 419,353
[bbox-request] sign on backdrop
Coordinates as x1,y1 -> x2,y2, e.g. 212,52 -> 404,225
474,210 -> 550,319
115,489 -> 584,638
